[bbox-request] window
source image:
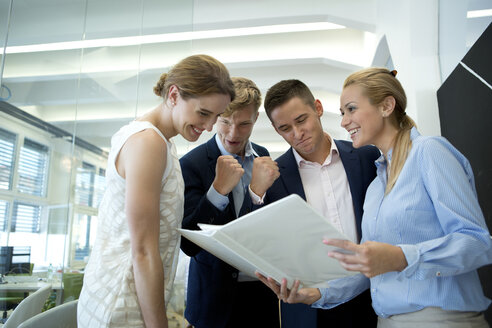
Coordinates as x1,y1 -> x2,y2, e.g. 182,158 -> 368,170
17,138 -> 49,197
75,162 -> 96,207
75,163 -> 106,208
0,200 -> 9,232
0,127 -> 17,191
11,202 -> 41,233
72,163 -> 105,266
94,168 -> 106,208
72,213 -> 97,262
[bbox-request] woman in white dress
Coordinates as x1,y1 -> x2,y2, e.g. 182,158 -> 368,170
77,54 -> 235,328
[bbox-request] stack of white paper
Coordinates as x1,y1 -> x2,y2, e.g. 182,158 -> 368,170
179,194 -> 356,288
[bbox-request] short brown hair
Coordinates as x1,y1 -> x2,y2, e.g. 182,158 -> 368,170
153,54 -> 235,101
222,77 -> 262,117
264,79 -> 315,122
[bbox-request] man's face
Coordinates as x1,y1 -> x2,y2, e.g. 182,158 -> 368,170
216,104 -> 259,157
270,97 -> 325,160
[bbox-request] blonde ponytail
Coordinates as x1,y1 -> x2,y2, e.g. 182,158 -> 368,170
386,114 -> 415,194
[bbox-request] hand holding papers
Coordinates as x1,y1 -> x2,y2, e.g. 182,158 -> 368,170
178,194 -> 357,288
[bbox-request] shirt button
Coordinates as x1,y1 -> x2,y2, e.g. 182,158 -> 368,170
371,288 -> 376,292
436,271 -> 441,277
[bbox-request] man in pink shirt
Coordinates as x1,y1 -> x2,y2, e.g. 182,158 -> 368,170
248,79 -> 380,328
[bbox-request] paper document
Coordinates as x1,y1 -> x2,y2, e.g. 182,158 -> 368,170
178,194 -> 357,288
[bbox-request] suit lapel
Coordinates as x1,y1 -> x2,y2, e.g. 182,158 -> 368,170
278,148 -> 306,200
335,140 -> 364,240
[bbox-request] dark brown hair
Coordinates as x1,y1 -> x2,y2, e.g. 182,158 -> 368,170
153,54 -> 235,101
263,79 -> 315,122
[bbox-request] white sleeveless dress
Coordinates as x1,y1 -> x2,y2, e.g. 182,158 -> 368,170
77,121 -> 184,328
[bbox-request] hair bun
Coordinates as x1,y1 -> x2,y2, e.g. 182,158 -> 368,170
153,73 -> 168,97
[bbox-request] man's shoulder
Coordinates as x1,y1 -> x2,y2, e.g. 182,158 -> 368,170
275,148 -> 295,166
180,137 -> 216,163
335,139 -> 380,159
251,141 -> 269,156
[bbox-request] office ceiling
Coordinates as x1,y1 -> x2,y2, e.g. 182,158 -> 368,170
0,0 -> 490,158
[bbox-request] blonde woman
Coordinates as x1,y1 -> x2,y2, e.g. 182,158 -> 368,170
77,54 -> 235,328
257,68 -> 491,328
325,68 -> 492,327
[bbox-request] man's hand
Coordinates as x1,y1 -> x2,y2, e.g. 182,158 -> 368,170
213,155 -> 244,195
250,157 -> 280,197
254,272 -> 321,305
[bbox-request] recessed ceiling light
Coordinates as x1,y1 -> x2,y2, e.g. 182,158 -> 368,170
467,9 -> 492,18
1,22 -> 345,54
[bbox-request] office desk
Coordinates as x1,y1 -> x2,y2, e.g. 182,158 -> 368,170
0,278 -> 63,305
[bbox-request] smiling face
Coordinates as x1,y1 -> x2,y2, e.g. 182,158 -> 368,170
340,84 -> 391,150
270,97 -> 327,162
174,92 -> 231,142
216,104 -> 258,157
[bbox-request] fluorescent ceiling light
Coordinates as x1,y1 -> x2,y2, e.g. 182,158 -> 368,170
2,22 -> 345,54
467,9 -> 492,18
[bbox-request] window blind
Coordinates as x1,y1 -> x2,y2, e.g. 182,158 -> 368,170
0,200 -> 9,232
11,202 -> 41,233
0,128 -> 17,191
17,138 -> 49,197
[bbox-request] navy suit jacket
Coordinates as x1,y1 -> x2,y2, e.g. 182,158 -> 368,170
260,140 -> 380,328
180,136 -> 270,327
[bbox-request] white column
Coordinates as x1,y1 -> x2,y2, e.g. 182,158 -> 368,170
376,0 -> 442,136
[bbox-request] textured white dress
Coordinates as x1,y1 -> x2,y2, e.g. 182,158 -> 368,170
77,121 -> 184,328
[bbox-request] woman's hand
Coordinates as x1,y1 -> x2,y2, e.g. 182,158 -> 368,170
254,272 -> 321,305
323,239 -> 408,278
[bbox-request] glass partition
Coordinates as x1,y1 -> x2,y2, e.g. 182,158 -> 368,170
0,0 -> 193,324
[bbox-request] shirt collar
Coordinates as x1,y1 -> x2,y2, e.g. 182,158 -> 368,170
292,133 -> 338,167
375,127 -> 420,168
214,134 -> 258,159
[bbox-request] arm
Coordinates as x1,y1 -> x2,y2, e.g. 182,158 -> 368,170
325,139 -> 492,279
254,271 -> 369,309
398,139 -> 492,278
180,154 -> 244,256
180,155 -> 239,229
118,129 -> 168,328
323,239 -> 407,277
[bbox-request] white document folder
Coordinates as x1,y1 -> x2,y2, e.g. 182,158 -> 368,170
178,194 -> 357,288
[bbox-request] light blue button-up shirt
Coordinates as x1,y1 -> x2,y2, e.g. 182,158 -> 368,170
206,134 -> 258,217
313,128 -> 492,317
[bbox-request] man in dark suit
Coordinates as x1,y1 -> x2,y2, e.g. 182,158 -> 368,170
249,79 -> 379,328
180,77 -> 280,328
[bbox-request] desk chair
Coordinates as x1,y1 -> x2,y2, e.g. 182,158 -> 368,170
18,300 -> 78,328
0,285 -> 51,328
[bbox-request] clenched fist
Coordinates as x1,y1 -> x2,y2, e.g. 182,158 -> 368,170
213,155 -> 245,195
250,156 -> 280,197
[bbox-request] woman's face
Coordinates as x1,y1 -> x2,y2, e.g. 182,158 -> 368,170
174,92 -> 231,142
339,84 -> 386,149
